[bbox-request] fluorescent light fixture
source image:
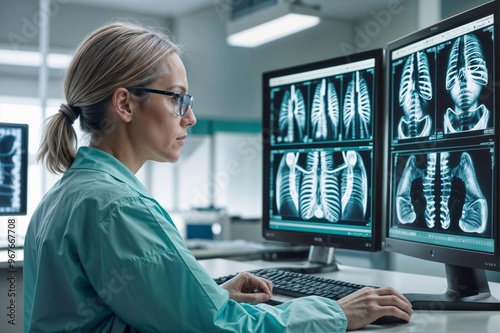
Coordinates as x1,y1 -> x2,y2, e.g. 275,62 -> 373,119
0,49 -> 72,69
227,2 -> 321,48
47,53 -> 72,69
0,49 -> 40,67
228,13 -> 320,47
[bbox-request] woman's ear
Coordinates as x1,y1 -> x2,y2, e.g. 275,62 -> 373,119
111,88 -> 134,123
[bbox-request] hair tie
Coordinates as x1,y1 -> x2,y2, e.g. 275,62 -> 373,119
59,103 -> 80,124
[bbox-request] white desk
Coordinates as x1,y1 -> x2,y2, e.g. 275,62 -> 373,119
199,258 -> 500,333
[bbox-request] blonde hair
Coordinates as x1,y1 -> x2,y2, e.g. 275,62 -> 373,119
37,22 -> 180,174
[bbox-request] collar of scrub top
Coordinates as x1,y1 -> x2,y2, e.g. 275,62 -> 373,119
68,146 -> 153,200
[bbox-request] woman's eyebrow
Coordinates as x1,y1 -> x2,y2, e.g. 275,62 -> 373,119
166,84 -> 187,93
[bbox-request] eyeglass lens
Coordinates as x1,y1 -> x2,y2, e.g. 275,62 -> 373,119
180,95 -> 194,116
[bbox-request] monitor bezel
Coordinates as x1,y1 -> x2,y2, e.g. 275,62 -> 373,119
385,0 -> 500,272
261,48 -> 385,252
0,122 -> 28,216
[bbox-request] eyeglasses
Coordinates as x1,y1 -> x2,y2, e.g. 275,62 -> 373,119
130,87 -> 194,116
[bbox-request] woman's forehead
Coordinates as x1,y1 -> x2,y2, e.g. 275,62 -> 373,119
156,53 -> 187,91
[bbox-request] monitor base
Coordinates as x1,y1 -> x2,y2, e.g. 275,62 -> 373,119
276,246 -> 339,274
405,292 -> 500,311
405,264 -> 500,311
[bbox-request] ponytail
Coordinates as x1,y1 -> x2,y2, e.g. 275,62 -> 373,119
37,104 -> 79,174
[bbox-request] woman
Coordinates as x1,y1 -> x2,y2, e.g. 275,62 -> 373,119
23,22 -> 412,332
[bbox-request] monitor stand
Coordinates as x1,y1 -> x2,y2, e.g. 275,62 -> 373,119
279,246 -> 339,274
404,264 -> 500,310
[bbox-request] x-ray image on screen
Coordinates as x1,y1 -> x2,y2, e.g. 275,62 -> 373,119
392,50 -> 435,140
310,78 -> 340,142
0,127 -> 23,214
273,84 -> 308,143
393,148 -> 492,237
273,149 -> 370,223
437,29 -> 494,136
343,71 -> 373,140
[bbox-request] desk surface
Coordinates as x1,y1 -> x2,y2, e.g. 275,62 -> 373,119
199,258 -> 500,333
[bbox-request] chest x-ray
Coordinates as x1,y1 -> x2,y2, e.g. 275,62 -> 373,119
395,151 -> 488,234
397,51 -> 433,139
444,33 -> 489,133
343,71 -> 372,140
0,128 -> 22,213
275,150 -> 368,223
310,79 -> 340,141
277,84 -> 307,143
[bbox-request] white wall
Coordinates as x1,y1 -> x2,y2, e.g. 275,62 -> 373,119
174,7 -> 254,121
353,0 -> 419,49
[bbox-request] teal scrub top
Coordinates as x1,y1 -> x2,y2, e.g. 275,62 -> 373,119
23,147 -> 347,332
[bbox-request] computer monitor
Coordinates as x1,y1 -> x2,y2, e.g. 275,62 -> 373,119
386,1 -> 500,310
262,49 -> 384,273
0,123 -> 28,216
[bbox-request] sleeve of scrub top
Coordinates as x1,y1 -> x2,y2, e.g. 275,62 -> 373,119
88,196 -> 348,333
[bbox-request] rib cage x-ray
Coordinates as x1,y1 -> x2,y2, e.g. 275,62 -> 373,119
343,71 -> 371,140
397,52 -> 433,139
395,151 -> 488,233
446,152 -> 487,233
341,151 -> 368,220
299,151 -> 341,222
0,128 -> 22,213
275,152 -> 300,216
444,33 -> 490,133
311,79 -> 339,141
275,150 -> 368,223
278,85 -> 306,143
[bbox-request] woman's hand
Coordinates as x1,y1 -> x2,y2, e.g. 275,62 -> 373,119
337,287 -> 413,331
220,272 -> 273,303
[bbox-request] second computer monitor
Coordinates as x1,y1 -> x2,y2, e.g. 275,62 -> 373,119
386,0 -> 500,310
262,49 -> 385,256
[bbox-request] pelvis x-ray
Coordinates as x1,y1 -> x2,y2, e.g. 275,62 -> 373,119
0,128 -> 22,213
277,84 -> 307,143
444,33 -> 490,133
311,79 -> 339,141
343,71 -> 372,140
395,150 -> 489,234
275,150 -> 368,222
397,51 -> 433,139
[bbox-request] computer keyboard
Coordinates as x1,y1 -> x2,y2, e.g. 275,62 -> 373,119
214,268 -> 374,301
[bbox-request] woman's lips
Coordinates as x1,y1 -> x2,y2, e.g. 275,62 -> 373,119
177,135 -> 187,145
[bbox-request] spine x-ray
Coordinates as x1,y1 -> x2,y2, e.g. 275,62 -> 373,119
444,33 -> 490,133
343,71 -> 372,140
397,51 -> 433,139
277,84 -> 307,143
0,128 -> 23,213
275,150 -> 368,223
311,79 -> 339,141
395,150 -> 490,234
